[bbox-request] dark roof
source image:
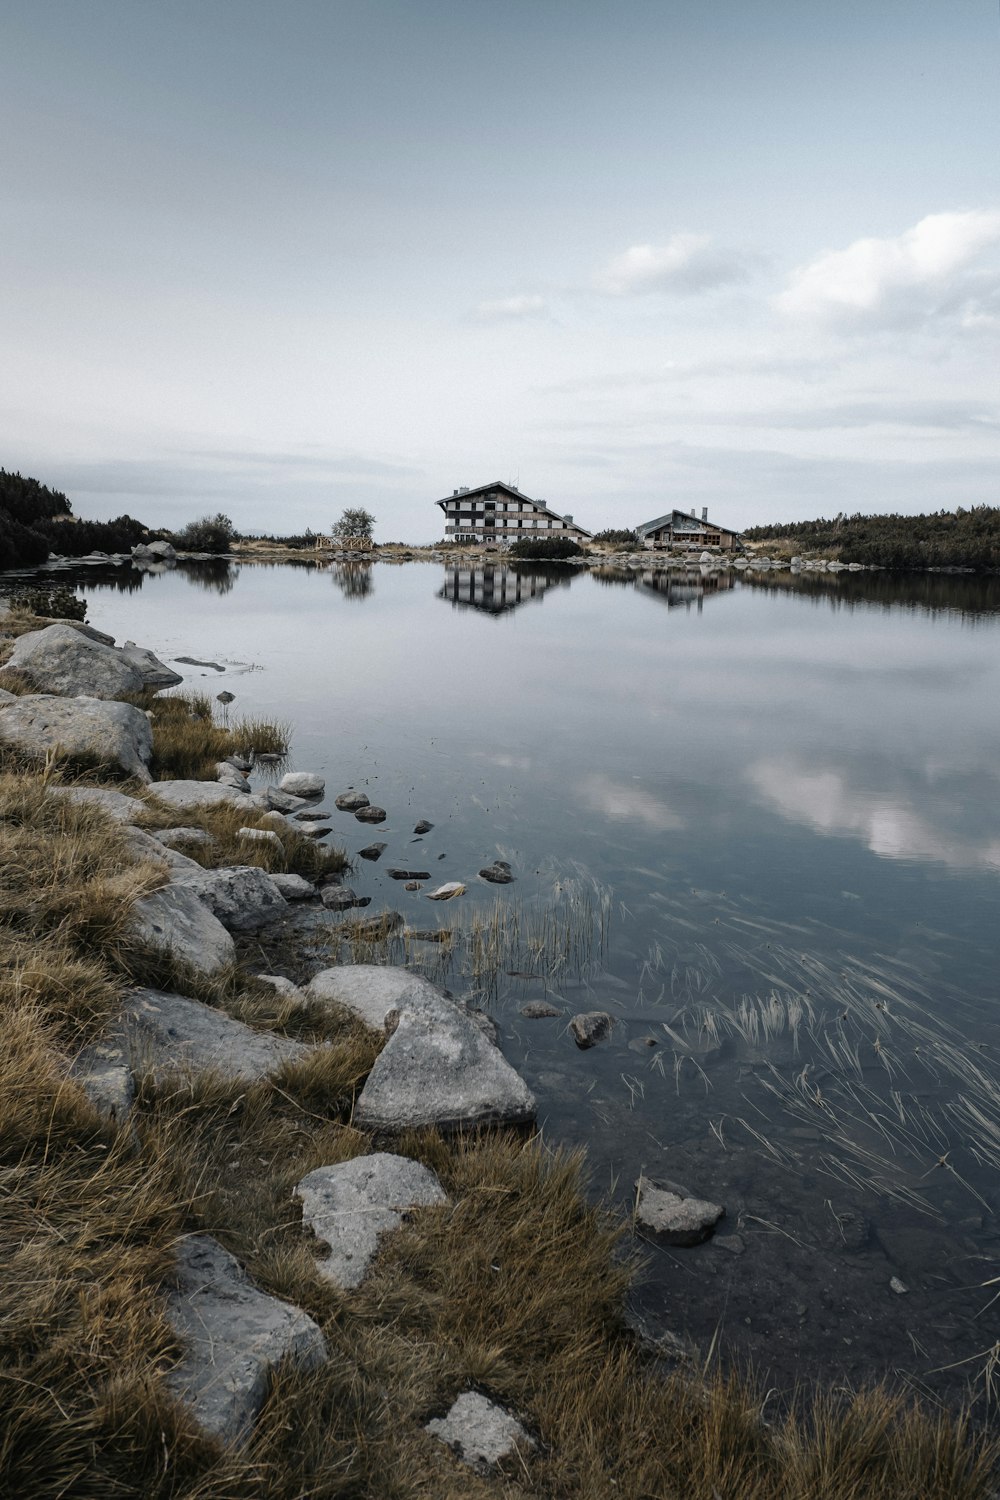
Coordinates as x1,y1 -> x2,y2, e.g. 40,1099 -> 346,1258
637,509 -> 740,538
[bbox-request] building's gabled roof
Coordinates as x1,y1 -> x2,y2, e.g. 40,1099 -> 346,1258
636,509 -> 740,538
436,481 -> 593,537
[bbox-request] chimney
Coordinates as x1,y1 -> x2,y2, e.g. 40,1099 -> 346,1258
691,508 -> 696,518
453,489 -> 459,496
702,507 -> 708,522
563,514 -> 573,524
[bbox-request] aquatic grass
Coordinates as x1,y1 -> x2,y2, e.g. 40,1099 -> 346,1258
128,690 -> 291,781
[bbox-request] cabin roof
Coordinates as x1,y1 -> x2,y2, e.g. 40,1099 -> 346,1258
636,509 -> 740,538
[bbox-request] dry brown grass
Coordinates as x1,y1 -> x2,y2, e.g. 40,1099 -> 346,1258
137,794 -> 349,882
134,691 -> 290,781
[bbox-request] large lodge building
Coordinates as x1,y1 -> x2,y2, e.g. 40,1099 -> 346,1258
436,482 -> 740,553
437,482 -> 593,545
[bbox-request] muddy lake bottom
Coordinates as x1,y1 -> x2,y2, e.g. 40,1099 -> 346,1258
8,554 -> 1000,1413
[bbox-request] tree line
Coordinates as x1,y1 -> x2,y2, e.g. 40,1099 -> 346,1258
743,506 -> 1000,571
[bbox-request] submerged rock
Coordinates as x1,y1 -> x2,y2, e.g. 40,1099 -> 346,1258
165,1235 -> 327,1445
479,859 -> 514,884
634,1176 -> 725,1247
521,1001 -> 562,1019
387,867 -> 431,880
296,1153 -> 447,1289
569,1011 -> 613,1048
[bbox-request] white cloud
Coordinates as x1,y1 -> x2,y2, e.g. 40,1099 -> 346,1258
776,210 -> 1000,328
595,234 -> 750,295
576,773 -> 683,832
473,293 -> 549,322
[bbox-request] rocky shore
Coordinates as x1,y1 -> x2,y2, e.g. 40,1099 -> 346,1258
1,602 -> 995,1499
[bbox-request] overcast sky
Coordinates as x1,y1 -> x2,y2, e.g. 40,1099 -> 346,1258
1,1 -> 997,541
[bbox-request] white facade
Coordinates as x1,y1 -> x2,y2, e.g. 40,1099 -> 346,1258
437,481 -> 592,544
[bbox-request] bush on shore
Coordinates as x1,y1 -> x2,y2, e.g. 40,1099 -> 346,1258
508,536 -> 584,560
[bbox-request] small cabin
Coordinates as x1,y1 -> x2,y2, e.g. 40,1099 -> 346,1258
437,482 -> 593,545
636,508 -> 741,552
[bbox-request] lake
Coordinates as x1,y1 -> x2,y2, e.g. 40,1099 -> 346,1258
7,555 -> 1000,1406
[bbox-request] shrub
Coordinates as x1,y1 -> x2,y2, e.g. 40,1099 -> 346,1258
9,587 -> 87,621
508,536 -> 583,560
172,512 -> 235,553
593,528 -> 639,547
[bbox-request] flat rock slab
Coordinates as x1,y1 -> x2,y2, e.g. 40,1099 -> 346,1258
296,1153 -> 447,1289
306,965 -> 450,1030
387,868 -> 431,880
165,1235 -> 327,1445
270,872 -> 315,900
0,694 -> 153,781
148,780 -> 264,813
570,1011 -> 613,1049
130,886 -> 236,973
170,864 -> 288,932
55,786 -> 150,823
425,1391 -> 534,1472
264,787 -> 309,813
635,1176 -> 725,1247
116,987 -> 313,1082
354,991 -> 536,1135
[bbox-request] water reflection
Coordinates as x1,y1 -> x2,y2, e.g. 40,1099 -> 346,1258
743,568 -> 1000,621
438,562 -> 575,615
328,562 -> 374,600
637,567 -> 734,611
748,754 -> 1000,872
174,559 -> 236,595
591,565 -> 734,611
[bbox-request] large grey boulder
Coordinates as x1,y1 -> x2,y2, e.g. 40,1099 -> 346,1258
170,864 -> 288,932
634,1176 -> 725,1247
306,965 -> 449,1031
5,622 -> 180,696
129,886 -> 236,974
165,1235 -> 327,1444
114,987 -> 312,1082
296,1153 -> 447,1289
132,539 -> 176,562
425,1392 -> 534,1472
0,694 -> 153,780
353,986 -> 536,1135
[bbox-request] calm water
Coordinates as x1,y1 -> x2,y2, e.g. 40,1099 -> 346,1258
8,556 -> 1000,1402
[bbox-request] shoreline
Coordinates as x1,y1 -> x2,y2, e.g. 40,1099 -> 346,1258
1,604 -> 998,1497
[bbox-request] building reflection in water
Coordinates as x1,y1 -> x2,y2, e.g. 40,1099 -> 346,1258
592,565 -> 734,613
438,563 -> 575,616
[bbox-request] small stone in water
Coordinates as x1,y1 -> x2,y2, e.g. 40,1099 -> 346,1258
889,1276 -> 909,1295
358,842 -> 387,860
413,819 -> 433,834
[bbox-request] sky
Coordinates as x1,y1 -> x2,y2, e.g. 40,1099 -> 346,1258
1,0 -> 997,542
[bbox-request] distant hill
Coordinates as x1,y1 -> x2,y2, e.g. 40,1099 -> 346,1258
0,468 -> 152,570
743,506 -> 1000,571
